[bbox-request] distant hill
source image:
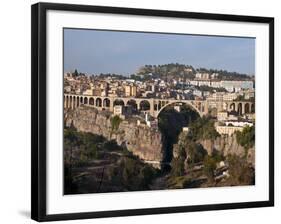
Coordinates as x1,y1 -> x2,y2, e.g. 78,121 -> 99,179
130,63 -> 252,81
132,63 -> 195,81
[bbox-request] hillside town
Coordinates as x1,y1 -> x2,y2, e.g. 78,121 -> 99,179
64,64 -> 255,137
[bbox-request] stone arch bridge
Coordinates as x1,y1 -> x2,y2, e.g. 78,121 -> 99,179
64,94 -> 254,118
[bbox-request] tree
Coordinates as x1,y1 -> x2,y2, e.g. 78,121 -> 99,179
189,116 -> 220,141
171,157 -> 185,177
64,127 -> 81,193
110,115 -> 122,132
73,69 -> 79,77
64,127 -> 80,165
140,166 -> 156,188
186,142 -> 207,165
227,154 -> 255,185
236,125 -> 255,150
203,155 -> 216,180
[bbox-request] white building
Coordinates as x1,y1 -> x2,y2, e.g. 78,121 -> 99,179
217,111 -> 229,121
195,72 -> 210,79
220,80 -> 254,92
190,80 -> 254,92
223,93 -> 239,101
207,92 -> 224,101
193,89 -> 203,97
113,105 -> 123,116
225,121 -> 253,127
215,125 -> 243,136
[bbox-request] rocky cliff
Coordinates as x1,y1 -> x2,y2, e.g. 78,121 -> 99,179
173,131 -> 255,166
64,106 -> 164,164
199,135 -> 255,165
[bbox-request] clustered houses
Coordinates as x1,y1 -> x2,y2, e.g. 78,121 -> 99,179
64,70 -> 255,134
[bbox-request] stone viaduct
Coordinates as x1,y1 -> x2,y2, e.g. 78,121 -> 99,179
64,93 -> 254,118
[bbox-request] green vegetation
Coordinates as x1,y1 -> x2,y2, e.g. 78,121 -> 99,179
226,154 -> 255,185
196,85 -> 227,93
186,141 -> 207,164
169,117 -> 223,187
73,69 -> 79,77
129,64 -> 251,81
164,113 -> 217,182
110,115 -> 122,132
70,69 -> 85,77
189,116 -> 220,141
64,127 -> 159,194
203,155 -> 217,180
158,105 -> 199,162
64,104 -> 255,193
167,176 -> 193,189
171,157 -> 185,177
107,156 -> 158,191
131,63 -> 196,81
64,127 -> 106,162
196,67 -> 252,80
236,125 -> 255,150
64,127 -> 123,165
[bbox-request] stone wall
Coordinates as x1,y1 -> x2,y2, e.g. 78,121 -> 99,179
64,106 -> 164,164
199,136 -> 255,165
173,131 -> 255,166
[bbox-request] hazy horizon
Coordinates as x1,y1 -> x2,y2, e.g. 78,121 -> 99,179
64,28 -> 255,76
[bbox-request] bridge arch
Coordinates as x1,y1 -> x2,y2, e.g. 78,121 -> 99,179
89,97 -> 94,105
113,99 -> 125,106
96,98 -> 102,107
245,103 -> 250,114
230,103 -> 236,112
251,103 -> 255,113
66,95 -> 69,108
76,96 -> 79,107
127,99 -> 137,110
237,103 -> 242,115
156,101 -> 202,118
83,97 -> 88,104
69,96 -> 72,109
103,98 -> 110,107
139,100 -> 151,111
73,97 -> 76,108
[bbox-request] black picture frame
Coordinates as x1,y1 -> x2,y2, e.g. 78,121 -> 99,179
31,2 -> 274,222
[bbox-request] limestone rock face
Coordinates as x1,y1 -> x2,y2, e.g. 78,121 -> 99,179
199,136 -> 254,165
173,131 -> 255,166
65,106 -> 164,163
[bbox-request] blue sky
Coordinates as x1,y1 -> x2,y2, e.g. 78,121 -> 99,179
64,28 -> 255,76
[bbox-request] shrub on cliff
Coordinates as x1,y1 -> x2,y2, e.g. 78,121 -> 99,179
139,166 -> 157,188
226,154 -> 255,185
112,156 -> 157,190
189,116 -> 220,141
64,128 -> 107,163
177,136 -> 207,163
103,140 -> 123,151
158,105 -> 199,162
171,157 -> 185,177
185,141 -> 207,165
236,125 -> 255,150
203,155 -> 217,180
110,115 -> 122,132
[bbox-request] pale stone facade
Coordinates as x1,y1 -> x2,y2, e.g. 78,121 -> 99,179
215,126 -> 244,136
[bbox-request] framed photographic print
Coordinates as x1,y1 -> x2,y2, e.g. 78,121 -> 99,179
31,2 -> 274,222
